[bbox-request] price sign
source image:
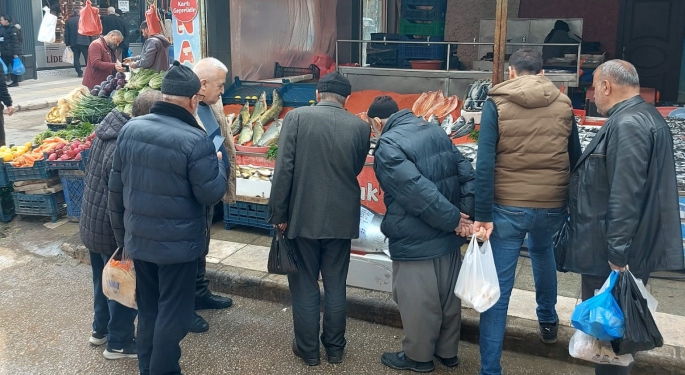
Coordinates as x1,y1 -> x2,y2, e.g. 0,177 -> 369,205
118,1 -> 129,12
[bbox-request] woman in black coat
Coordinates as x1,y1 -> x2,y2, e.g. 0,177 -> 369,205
0,15 -> 22,87
0,68 -> 13,146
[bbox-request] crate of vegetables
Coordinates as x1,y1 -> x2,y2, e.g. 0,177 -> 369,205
70,94 -> 116,125
45,137 -> 93,171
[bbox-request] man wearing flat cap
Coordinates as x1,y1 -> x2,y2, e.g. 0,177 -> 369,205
269,71 -> 371,366
108,60 -> 227,375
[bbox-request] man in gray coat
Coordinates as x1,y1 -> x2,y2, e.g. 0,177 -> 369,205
124,21 -> 170,72
269,71 -> 371,366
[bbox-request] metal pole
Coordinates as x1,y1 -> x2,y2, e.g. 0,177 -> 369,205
492,0 -> 508,85
336,40 -> 339,70
445,42 -> 451,72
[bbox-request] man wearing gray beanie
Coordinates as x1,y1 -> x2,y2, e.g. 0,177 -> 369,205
269,71 -> 371,366
108,60 -> 227,375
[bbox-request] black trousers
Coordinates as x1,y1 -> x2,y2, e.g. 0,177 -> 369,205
134,259 -> 197,375
71,45 -> 89,75
194,207 -> 213,304
581,272 -> 650,375
0,104 -> 5,146
2,55 -> 16,84
288,237 -> 351,357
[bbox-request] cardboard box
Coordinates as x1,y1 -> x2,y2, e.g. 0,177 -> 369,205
235,178 -> 272,199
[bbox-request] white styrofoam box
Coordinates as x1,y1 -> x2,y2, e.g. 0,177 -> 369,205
235,178 -> 272,199
346,253 -> 393,293
461,109 -> 482,125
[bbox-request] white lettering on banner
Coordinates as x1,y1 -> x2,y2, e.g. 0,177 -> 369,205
119,1 -> 129,12
360,182 -> 379,202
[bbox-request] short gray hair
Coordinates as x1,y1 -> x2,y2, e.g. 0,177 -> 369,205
107,7 -> 116,15
107,30 -> 123,39
319,92 -> 346,105
193,57 -> 228,75
132,90 -> 162,117
595,60 -> 640,87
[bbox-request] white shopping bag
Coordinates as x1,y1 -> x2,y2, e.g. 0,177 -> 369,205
569,330 -> 633,366
37,7 -> 57,44
454,236 -> 500,313
102,248 -> 137,309
63,47 -> 74,64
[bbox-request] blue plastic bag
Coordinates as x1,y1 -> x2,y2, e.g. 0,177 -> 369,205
0,59 -> 6,75
11,57 -> 25,76
571,271 -> 625,341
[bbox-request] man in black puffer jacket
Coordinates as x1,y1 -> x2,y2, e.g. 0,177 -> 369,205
80,90 -> 162,360
108,61 -> 227,375
0,15 -> 22,87
371,96 -> 476,373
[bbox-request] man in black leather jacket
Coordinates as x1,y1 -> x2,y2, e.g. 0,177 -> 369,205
565,60 -> 684,375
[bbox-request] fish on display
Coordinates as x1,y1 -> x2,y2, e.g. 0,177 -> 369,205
412,92 -> 429,115
230,110 -> 243,136
451,117 -> 475,138
441,114 -> 454,134
252,118 -> 265,145
239,101 -> 250,126
351,205 -> 389,256
451,116 -> 466,132
238,121 -> 254,145
249,91 -> 267,124
427,114 -> 439,124
256,119 -> 283,147
257,89 -> 283,124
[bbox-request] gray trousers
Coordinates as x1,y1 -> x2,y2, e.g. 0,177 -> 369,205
288,237 -> 352,357
393,250 -> 462,362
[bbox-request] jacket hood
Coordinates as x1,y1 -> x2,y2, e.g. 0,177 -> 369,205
96,109 -> 130,140
488,75 -> 561,109
151,34 -> 171,47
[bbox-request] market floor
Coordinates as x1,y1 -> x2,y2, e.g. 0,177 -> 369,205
0,245 -> 593,375
3,108 -> 53,146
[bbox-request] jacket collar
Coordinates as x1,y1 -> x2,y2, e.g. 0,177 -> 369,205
382,109 -> 414,135
573,95 -> 645,170
150,102 -> 204,132
316,100 -> 344,109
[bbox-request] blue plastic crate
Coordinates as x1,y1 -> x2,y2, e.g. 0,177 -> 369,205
279,83 -> 317,107
0,163 -> 9,187
5,160 -> 57,182
12,192 -> 66,222
46,149 -> 90,171
401,0 -> 447,22
222,77 -> 284,106
223,202 -> 274,236
58,170 -> 85,221
398,35 -> 447,61
274,63 -> 320,79
0,186 -> 15,222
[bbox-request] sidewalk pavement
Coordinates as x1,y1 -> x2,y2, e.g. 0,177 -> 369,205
55,219 -> 685,375
5,70 -> 83,113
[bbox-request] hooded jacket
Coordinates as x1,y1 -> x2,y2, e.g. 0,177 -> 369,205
564,96 -> 684,277
475,75 -> 580,221
0,22 -> 21,57
131,34 -> 170,72
374,109 -> 476,261
80,109 -> 130,255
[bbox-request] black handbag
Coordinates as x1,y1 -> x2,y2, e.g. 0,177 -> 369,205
267,230 -> 299,275
552,219 -> 569,273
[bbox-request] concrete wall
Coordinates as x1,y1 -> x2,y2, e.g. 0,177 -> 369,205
444,0 -> 521,69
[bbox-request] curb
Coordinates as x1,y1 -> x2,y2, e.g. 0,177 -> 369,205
60,239 -> 685,375
8,100 -> 58,114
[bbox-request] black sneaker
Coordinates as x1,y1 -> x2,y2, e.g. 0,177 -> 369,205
103,340 -> 137,360
195,294 -> 233,310
381,351 -> 434,372
435,355 -> 459,367
8,82 -> 18,88
189,312 -> 209,333
540,322 -> 558,344
89,331 -> 107,346
292,340 -> 320,366
327,350 -> 344,364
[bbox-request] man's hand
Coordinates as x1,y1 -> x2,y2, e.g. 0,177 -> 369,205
123,57 -> 132,64
474,221 -> 494,241
6,106 -> 13,116
129,62 -> 136,69
455,213 -> 474,237
609,261 -> 627,272
276,222 -> 287,232
115,65 -> 126,73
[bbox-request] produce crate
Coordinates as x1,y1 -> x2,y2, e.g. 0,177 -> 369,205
399,19 -> 445,37
0,186 -> 15,222
279,83 -> 317,107
12,191 -> 66,223
369,33 -> 402,49
5,160 -> 57,182
398,35 -> 446,61
274,63 -> 321,79
46,122 -> 68,132
367,34 -> 402,67
222,77 -> 284,106
45,149 -> 90,171
223,201 -> 274,236
401,0 -> 447,22
0,163 -> 9,187
58,170 -> 85,222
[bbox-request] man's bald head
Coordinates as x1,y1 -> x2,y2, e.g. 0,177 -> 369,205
193,58 -> 228,105
592,59 -> 641,116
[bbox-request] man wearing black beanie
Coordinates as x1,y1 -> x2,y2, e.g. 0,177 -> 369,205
268,71 -> 371,366
108,61 -> 227,375
371,95 -> 476,372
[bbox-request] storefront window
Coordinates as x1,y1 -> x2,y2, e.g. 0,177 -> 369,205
363,0 -> 385,66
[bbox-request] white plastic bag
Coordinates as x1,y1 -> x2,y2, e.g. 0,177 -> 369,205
102,248 -> 137,309
569,330 -> 634,366
596,270 -> 658,315
63,47 -> 74,64
454,236 -> 500,313
37,7 -> 57,44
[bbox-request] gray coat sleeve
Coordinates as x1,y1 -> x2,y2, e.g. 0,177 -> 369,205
107,142 -> 125,248
134,39 -> 159,70
268,111 -> 298,224
456,147 -> 476,218
188,136 -> 228,207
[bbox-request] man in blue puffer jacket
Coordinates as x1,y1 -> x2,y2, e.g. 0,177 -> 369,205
108,61 -> 227,375
371,96 -> 476,373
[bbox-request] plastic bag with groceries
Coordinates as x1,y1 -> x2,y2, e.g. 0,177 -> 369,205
569,330 -> 634,366
102,248 -> 137,309
454,236 -> 500,313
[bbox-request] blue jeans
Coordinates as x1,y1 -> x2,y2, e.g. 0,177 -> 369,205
90,251 -> 138,349
479,204 -> 566,375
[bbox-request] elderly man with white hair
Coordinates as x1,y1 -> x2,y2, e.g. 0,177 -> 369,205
187,57 -> 237,334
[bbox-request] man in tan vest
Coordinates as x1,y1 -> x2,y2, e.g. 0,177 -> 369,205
473,48 -> 581,375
